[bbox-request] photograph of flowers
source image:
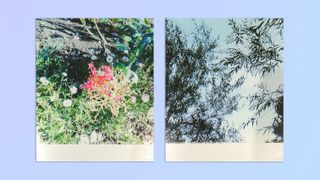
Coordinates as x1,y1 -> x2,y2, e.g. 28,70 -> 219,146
165,18 -> 283,161
36,18 -> 154,148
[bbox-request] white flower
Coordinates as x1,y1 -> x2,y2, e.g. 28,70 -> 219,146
141,93 -> 150,103
37,99 -> 44,104
138,63 -> 143,68
62,72 -> 67,77
122,56 -> 129,62
39,77 -> 49,85
50,92 -> 59,102
91,55 -> 97,61
88,49 -> 95,55
127,71 -> 138,83
90,131 -> 104,144
128,112 -> 135,120
147,107 -> 154,120
131,96 -> 137,103
63,99 -> 72,107
106,55 -> 114,63
70,86 -> 78,95
79,134 -> 90,144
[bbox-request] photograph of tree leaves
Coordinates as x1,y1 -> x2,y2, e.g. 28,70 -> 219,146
166,18 -> 283,143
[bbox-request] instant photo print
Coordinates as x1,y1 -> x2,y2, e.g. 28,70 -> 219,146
165,18 -> 284,161
36,18 -> 154,161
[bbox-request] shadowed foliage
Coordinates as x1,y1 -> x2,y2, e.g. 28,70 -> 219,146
165,19 -> 242,143
222,18 -> 284,142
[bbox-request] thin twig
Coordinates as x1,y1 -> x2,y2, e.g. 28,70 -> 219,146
93,20 -> 111,54
82,23 -> 100,41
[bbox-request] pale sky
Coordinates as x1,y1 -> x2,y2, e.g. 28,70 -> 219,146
171,18 -> 283,142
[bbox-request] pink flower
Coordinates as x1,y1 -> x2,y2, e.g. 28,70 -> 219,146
88,62 -> 97,76
101,65 -> 111,74
81,63 -> 115,97
103,87 -> 111,97
115,96 -> 122,103
80,81 -> 94,90
101,65 -> 113,80
131,96 -> 137,103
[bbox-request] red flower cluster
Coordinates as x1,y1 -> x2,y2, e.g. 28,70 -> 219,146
80,62 -> 113,96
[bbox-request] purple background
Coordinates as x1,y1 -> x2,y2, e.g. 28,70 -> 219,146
0,0 -> 319,179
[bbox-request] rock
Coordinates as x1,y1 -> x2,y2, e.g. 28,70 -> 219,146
36,18 -> 106,61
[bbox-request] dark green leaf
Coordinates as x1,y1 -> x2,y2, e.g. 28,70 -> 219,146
115,42 -> 130,51
121,35 -> 132,42
113,62 -> 126,70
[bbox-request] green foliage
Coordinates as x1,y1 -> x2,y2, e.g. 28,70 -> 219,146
80,18 -> 154,72
121,35 -> 132,42
115,42 -> 130,52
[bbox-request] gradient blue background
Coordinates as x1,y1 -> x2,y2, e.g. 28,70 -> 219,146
0,0 -> 319,179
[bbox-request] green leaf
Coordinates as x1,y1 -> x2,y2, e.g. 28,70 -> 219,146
121,35 -> 132,42
113,62 -> 126,70
80,18 -> 86,25
115,42 -> 130,51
